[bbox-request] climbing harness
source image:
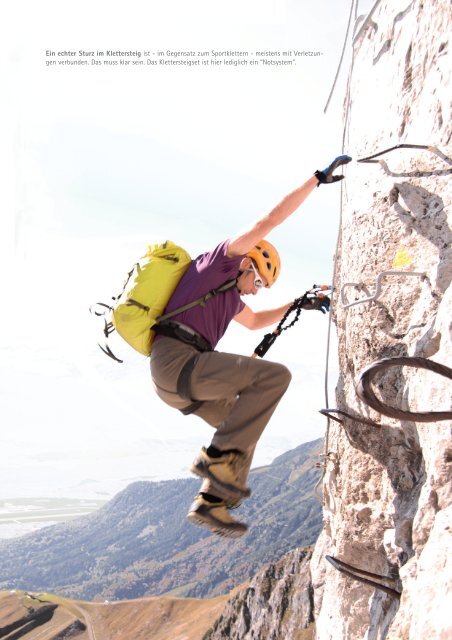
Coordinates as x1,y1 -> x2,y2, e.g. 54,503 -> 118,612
340,270 -> 426,309
176,353 -> 206,416
154,322 -> 214,416
357,356 -> 452,422
251,285 -> 331,359
326,556 -> 401,599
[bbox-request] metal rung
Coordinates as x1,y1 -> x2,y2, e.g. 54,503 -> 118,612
341,270 -> 426,309
326,555 -> 401,598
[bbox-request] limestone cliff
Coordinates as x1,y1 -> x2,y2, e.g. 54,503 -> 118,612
196,4 -> 451,638
311,1 -> 451,638
206,548 -> 314,640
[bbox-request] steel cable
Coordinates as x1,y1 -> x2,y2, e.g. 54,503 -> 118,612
317,0 -> 357,502
323,0 -> 356,114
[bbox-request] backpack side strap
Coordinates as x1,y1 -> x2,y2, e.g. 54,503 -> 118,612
98,343 -> 124,363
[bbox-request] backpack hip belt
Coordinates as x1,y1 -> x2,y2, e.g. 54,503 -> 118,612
154,323 -> 211,417
153,321 -> 213,353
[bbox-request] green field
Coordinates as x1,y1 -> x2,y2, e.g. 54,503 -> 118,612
0,497 -> 107,537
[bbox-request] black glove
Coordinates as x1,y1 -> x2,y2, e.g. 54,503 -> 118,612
315,155 -> 352,185
301,296 -> 330,314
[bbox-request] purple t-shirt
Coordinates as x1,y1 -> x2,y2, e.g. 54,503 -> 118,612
162,240 -> 245,348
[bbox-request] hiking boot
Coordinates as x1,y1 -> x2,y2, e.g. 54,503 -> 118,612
187,495 -> 248,538
190,447 -> 251,499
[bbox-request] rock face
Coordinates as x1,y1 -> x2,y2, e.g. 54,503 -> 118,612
206,547 -> 314,640
311,1 -> 451,638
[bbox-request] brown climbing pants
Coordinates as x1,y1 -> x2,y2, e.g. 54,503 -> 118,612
150,337 -> 292,499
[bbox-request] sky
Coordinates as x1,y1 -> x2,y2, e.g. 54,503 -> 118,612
0,0 -> 372,501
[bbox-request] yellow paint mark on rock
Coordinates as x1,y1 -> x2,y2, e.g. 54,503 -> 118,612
392,248 -> 413,268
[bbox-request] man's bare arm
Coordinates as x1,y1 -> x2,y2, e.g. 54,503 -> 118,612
227,176 -> 318,258
226,155 -> 352,258
234,303 -> 292,330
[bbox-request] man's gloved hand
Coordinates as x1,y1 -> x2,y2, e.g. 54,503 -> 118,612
315,155 -> 352,185
301,296 -> 331,314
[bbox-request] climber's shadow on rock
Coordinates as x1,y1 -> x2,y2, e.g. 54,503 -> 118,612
334,355 -> 425,566
390,182 -> 452,292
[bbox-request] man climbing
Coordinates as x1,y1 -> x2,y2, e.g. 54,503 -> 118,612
150,155 -> 351,538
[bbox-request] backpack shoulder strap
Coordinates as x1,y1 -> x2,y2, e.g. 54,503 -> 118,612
156,278 -> 237,323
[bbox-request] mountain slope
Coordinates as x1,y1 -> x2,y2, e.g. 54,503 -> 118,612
0,589 -> 231,640
0,439 -> 323,601
0,546 -> 316,640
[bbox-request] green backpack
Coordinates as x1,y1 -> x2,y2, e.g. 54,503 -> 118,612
92,240 -> 236,362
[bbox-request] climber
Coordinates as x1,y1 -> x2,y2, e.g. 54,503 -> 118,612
150,155 -> 352,538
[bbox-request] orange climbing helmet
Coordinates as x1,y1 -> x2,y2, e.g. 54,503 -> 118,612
247,239 -> 281,288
